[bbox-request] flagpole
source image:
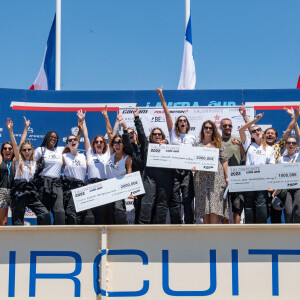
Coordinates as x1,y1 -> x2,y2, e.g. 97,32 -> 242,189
56,0 -> 61,90
185,0 -> 190,29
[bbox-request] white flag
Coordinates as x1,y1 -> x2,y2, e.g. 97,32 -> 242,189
178,15 -> 196,90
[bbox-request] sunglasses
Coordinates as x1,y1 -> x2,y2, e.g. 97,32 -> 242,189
251,128 -> 262,134
113,140 -> 123,144
95,140 -> 104,144
67,138 -> 77,143
152,132 -> 162,136
222,124 -> 232,128
286,141 -> 297,145
21,148 -> 32,152
3,147 -> 13,151
178,119 -> 187,123
128,131 -> 135,135
204,126 -> 213,131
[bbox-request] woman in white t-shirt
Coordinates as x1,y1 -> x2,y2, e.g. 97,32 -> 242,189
7,118 -> 51,226
77,106 -> 121,224
61,134 -> 91,224
34,126 -> 81,225
277,136 -> 300,223
156,86 -> 196,224
239,113 -> 275,223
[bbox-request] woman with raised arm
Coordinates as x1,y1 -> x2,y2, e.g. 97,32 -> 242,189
77,106 -> 125,224
239,113 -> 275,223
7,118 -> 51,225
34,123 -> 82,225
106,134 -> 132,224
61,133 -> 92,225
156,86 -> 196,224
192,121 -> 229,224
120,108 -> 145,223
137,120 -> 173,224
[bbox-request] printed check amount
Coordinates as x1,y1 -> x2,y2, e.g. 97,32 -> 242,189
71,172 -> 145,212
146,144 -> 219,171
228,163 -> 300,192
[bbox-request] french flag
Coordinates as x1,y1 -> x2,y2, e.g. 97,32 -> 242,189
30,15 -> 56,90
178,12 -> 196,90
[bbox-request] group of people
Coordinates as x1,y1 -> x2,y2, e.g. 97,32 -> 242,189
1,88 -> 300,226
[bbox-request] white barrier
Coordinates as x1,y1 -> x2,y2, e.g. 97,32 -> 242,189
1,225 -> 300,299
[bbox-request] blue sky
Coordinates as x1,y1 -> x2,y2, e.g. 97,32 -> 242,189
0,0 -> 300,91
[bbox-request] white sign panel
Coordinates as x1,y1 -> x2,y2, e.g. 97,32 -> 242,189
229,163 -> 300,192
146,144 -> 219,171
72,172 -> 145,212
120,106 -> 254,140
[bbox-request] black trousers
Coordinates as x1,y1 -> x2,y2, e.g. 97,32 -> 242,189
62,176 -> 95,225
139,167 -> 173,224
284,189 -> 300,223
244,190 -> 268,223
170,169 -> 194,224
11,180 -> 51,226
35,176 -> 65,225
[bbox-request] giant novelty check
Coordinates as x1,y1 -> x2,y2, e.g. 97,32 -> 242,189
228,163 -> 300,192
146,144 -> 219,172
71,172 -> 145,212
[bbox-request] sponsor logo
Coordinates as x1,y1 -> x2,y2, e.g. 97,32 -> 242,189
123,110 -> 148,114
170,110 -> 189,114
151,116 -> 165,123
71,127 -> 79,136
208,101 -> 237,106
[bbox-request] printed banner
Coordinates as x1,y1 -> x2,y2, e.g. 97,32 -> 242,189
228,163 -> 300,192
146,144 -> 219,171
120,106 -> 254,140
72,172 -> 145,212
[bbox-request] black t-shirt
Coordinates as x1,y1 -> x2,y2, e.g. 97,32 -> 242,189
0,160 -> 15,188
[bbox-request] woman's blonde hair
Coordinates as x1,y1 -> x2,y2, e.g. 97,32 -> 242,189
18,141 -> 35,176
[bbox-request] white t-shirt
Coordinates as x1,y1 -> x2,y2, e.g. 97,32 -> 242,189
278,153 -> 300,164
243,137 -> 275,165
169,128 -> 196,146
14,160 -> 36,182
86,146 -> 110,180
63,153 -> 87,181
34,146 -> 64,178
106,153 -> 128,179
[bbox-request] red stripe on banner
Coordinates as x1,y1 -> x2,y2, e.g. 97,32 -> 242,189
29,85 -> 35,90
254,105 -> 299,110
297,75 -> 300,89
11,106 -> 119,112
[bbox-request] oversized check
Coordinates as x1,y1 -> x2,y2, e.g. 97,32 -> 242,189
228,163 -> 300,192
71,171 -> 145,212
146,144 -> 219,172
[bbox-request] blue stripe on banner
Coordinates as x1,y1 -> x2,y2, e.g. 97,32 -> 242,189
44,14 -> 56,90
185,15 -> 192,45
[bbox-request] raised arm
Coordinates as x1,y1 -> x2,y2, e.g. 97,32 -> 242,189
120,121 -> 133,156
101,105 -> 114,152
113,113 -> 123,136
239,103 -> 250,124
239,113 -> 264,144
133,108 -> 147,149
6,118 -> 19,161
20,116 -> 30,146
283,105 -> 300,140
156,85 -> 173,132
77,110 -> 90,152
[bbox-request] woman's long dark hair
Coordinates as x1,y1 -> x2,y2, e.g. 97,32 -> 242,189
200,120 -> 222,149
1,141 -> 15,161
40,131 -> 59,148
